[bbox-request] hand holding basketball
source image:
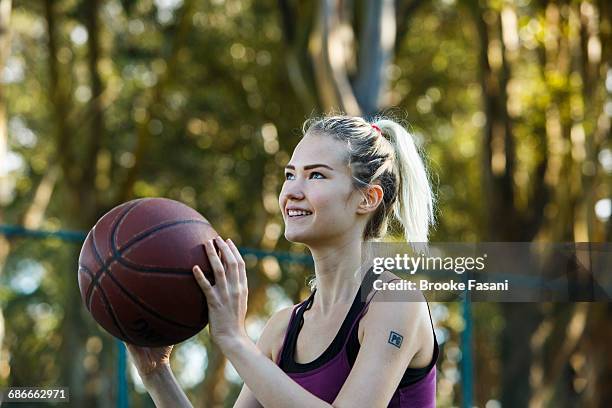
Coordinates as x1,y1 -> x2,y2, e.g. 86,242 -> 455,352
192,237 -> 249,348
124,342 -> 173,382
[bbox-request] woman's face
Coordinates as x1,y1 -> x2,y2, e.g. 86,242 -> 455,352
279,132 -> 365,246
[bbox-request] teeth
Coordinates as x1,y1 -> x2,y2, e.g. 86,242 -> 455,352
288,209 -> 312,217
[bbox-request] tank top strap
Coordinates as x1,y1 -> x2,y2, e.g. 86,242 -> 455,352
341,277 -> 403,348
343,278 -> 401,348
276,292 -> 316,365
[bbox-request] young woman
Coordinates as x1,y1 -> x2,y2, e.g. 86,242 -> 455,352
126,115 -> 438,407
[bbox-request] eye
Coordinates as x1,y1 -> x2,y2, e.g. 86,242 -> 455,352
284,172 -> 294,180
309,172 -> 325,179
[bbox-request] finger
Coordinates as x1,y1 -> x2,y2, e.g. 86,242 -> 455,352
214,237 -> 239,286
226,238 -> 247,289
214,237 -> 230,271
204,238 -> 227,291
192,265 -> 217,303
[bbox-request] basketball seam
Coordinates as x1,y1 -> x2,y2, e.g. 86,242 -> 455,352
121,219 -> 208,250
81,265 -> 135,343
101,265 -> 203,330
81,263 -> 95,312
115,219 -> 210,274
114,198 -> 151,242
86,235 -> 104,312
86,200 -> 142,308
85,232 -> 104,308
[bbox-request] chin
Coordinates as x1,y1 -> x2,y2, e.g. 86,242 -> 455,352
284,231 -> 304,244
284,229 -> 313,245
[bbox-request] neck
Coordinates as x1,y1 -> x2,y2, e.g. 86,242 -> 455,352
307,235 -> 370,315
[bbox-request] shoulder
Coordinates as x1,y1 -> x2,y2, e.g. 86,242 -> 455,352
360,271 -> 433,357
255,302 -> 300,361
366,270 -> 429,314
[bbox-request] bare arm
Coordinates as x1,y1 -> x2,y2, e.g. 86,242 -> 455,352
232,305 -> 294,408
233,383 -> 262,408
125,343 -> 192,408
141,363 -> 193,408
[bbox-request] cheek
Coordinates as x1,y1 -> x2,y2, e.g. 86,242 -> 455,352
308,188 -> 332,208
313,192 -> 351,217
318,197 -> 339,213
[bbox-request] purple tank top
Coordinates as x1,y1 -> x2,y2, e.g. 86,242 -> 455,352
275,273 -> 438,407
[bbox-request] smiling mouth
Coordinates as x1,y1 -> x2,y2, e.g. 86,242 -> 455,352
287,210 -> 313,218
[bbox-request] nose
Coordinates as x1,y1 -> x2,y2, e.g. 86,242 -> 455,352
284,183 -> 305,201
280,179 -> 305,207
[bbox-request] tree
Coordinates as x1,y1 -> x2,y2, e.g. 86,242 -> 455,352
278,0 -> 423,117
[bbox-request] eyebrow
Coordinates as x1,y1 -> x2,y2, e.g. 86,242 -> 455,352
285,164 -> 335,171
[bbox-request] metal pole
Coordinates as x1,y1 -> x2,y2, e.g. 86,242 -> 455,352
460,293 -> 474,408
117,340 -> 128,408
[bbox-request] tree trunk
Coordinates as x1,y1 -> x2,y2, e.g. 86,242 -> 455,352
353,0 -> 396,116
81,0 -> 104,215
466,1 -> 544,405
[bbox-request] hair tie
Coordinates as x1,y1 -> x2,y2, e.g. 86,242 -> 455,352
371,124 -> 382,135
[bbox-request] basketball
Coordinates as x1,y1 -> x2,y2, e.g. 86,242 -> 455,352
77,197 -> 218,347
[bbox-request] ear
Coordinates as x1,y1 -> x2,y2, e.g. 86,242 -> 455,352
356,184 -> 384,215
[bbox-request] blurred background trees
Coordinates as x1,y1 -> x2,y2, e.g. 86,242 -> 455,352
0,0 -> 609,407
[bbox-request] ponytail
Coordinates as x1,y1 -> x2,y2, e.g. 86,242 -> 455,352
375,119 -> 436,244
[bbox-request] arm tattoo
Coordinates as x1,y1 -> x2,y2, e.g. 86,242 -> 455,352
388,331 -> 403,348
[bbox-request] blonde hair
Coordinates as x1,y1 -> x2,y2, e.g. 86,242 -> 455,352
302,114 -> 436,244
